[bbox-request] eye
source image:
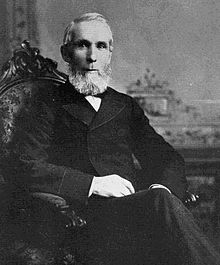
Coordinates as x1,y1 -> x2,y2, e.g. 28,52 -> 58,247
97,42 -> 108,49
74,40 -> 90,49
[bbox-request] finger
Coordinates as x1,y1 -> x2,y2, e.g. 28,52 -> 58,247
122,179 -> 135,194
109,184 -> 130,197
119,184 -> 134,196
117,190 -> 130,197
191,194 -> 199,202
115,192 -> 126,197
111,190 -> 126,197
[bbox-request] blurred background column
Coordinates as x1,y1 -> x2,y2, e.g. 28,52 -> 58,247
2,0 -> 39,66
0,0 -> 10,69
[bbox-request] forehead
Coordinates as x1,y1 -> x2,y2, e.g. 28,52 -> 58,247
73,21 -> 112,43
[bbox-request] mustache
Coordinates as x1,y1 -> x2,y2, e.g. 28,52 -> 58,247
68,63 -> 111,77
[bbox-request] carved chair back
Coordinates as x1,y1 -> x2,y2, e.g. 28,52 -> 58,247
0,40 -> 66,161
0,41 -> 86,265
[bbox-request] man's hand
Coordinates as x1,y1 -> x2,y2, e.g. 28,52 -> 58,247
90,174 -> 135,197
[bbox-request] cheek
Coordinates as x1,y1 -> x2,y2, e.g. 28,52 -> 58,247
99,53 -> 111,66
72,51 -> 86,64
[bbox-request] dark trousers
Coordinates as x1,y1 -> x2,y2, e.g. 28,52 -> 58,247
79,189 -> 220,265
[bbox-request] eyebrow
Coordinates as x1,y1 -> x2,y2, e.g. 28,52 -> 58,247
73,39 -> 90,45
72,39 -> 109,46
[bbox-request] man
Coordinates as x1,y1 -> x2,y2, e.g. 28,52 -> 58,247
5,13 -> 220,265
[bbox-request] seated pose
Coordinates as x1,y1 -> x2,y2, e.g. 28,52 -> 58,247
4,12 -> 220,265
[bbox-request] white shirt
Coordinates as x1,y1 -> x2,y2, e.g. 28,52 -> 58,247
85,95 -> 102,112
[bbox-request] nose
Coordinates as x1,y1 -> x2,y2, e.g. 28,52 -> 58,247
87,46 -> 97,63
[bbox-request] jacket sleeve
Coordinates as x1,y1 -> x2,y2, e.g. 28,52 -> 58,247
2,96 -> 93,206
129,98 -> 188,200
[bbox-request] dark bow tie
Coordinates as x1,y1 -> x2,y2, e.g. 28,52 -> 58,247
91,93 -> 105,99
84,91 -> 107,99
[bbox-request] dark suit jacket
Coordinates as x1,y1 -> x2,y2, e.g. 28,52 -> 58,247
4,81 -> 187,206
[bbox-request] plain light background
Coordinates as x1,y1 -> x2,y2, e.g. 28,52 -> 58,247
1,0 -> 220,121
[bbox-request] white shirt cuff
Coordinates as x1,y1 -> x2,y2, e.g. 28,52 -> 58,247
148,184 -> 171,194
88,177 -> 95,197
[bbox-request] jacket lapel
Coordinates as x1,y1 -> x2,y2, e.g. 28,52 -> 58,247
62,102 -> 95,127
60,82 -> 96,127
60,82 -> 125,129
89,88 -> 125,131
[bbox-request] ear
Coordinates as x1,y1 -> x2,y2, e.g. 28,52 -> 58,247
60,45 -> 72,63
108,46 -> 113,63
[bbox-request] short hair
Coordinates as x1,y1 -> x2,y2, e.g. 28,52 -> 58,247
63,13 -> 113,51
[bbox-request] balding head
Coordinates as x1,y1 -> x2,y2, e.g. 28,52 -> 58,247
62,13 -> 113,51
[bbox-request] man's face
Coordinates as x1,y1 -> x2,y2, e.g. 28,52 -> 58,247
68,20 -> 112,75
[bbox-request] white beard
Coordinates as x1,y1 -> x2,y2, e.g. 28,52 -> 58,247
68,64 -> 111,96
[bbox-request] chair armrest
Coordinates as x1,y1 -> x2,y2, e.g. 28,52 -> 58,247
0,189 -> 86,265
31,192 -> 86,228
